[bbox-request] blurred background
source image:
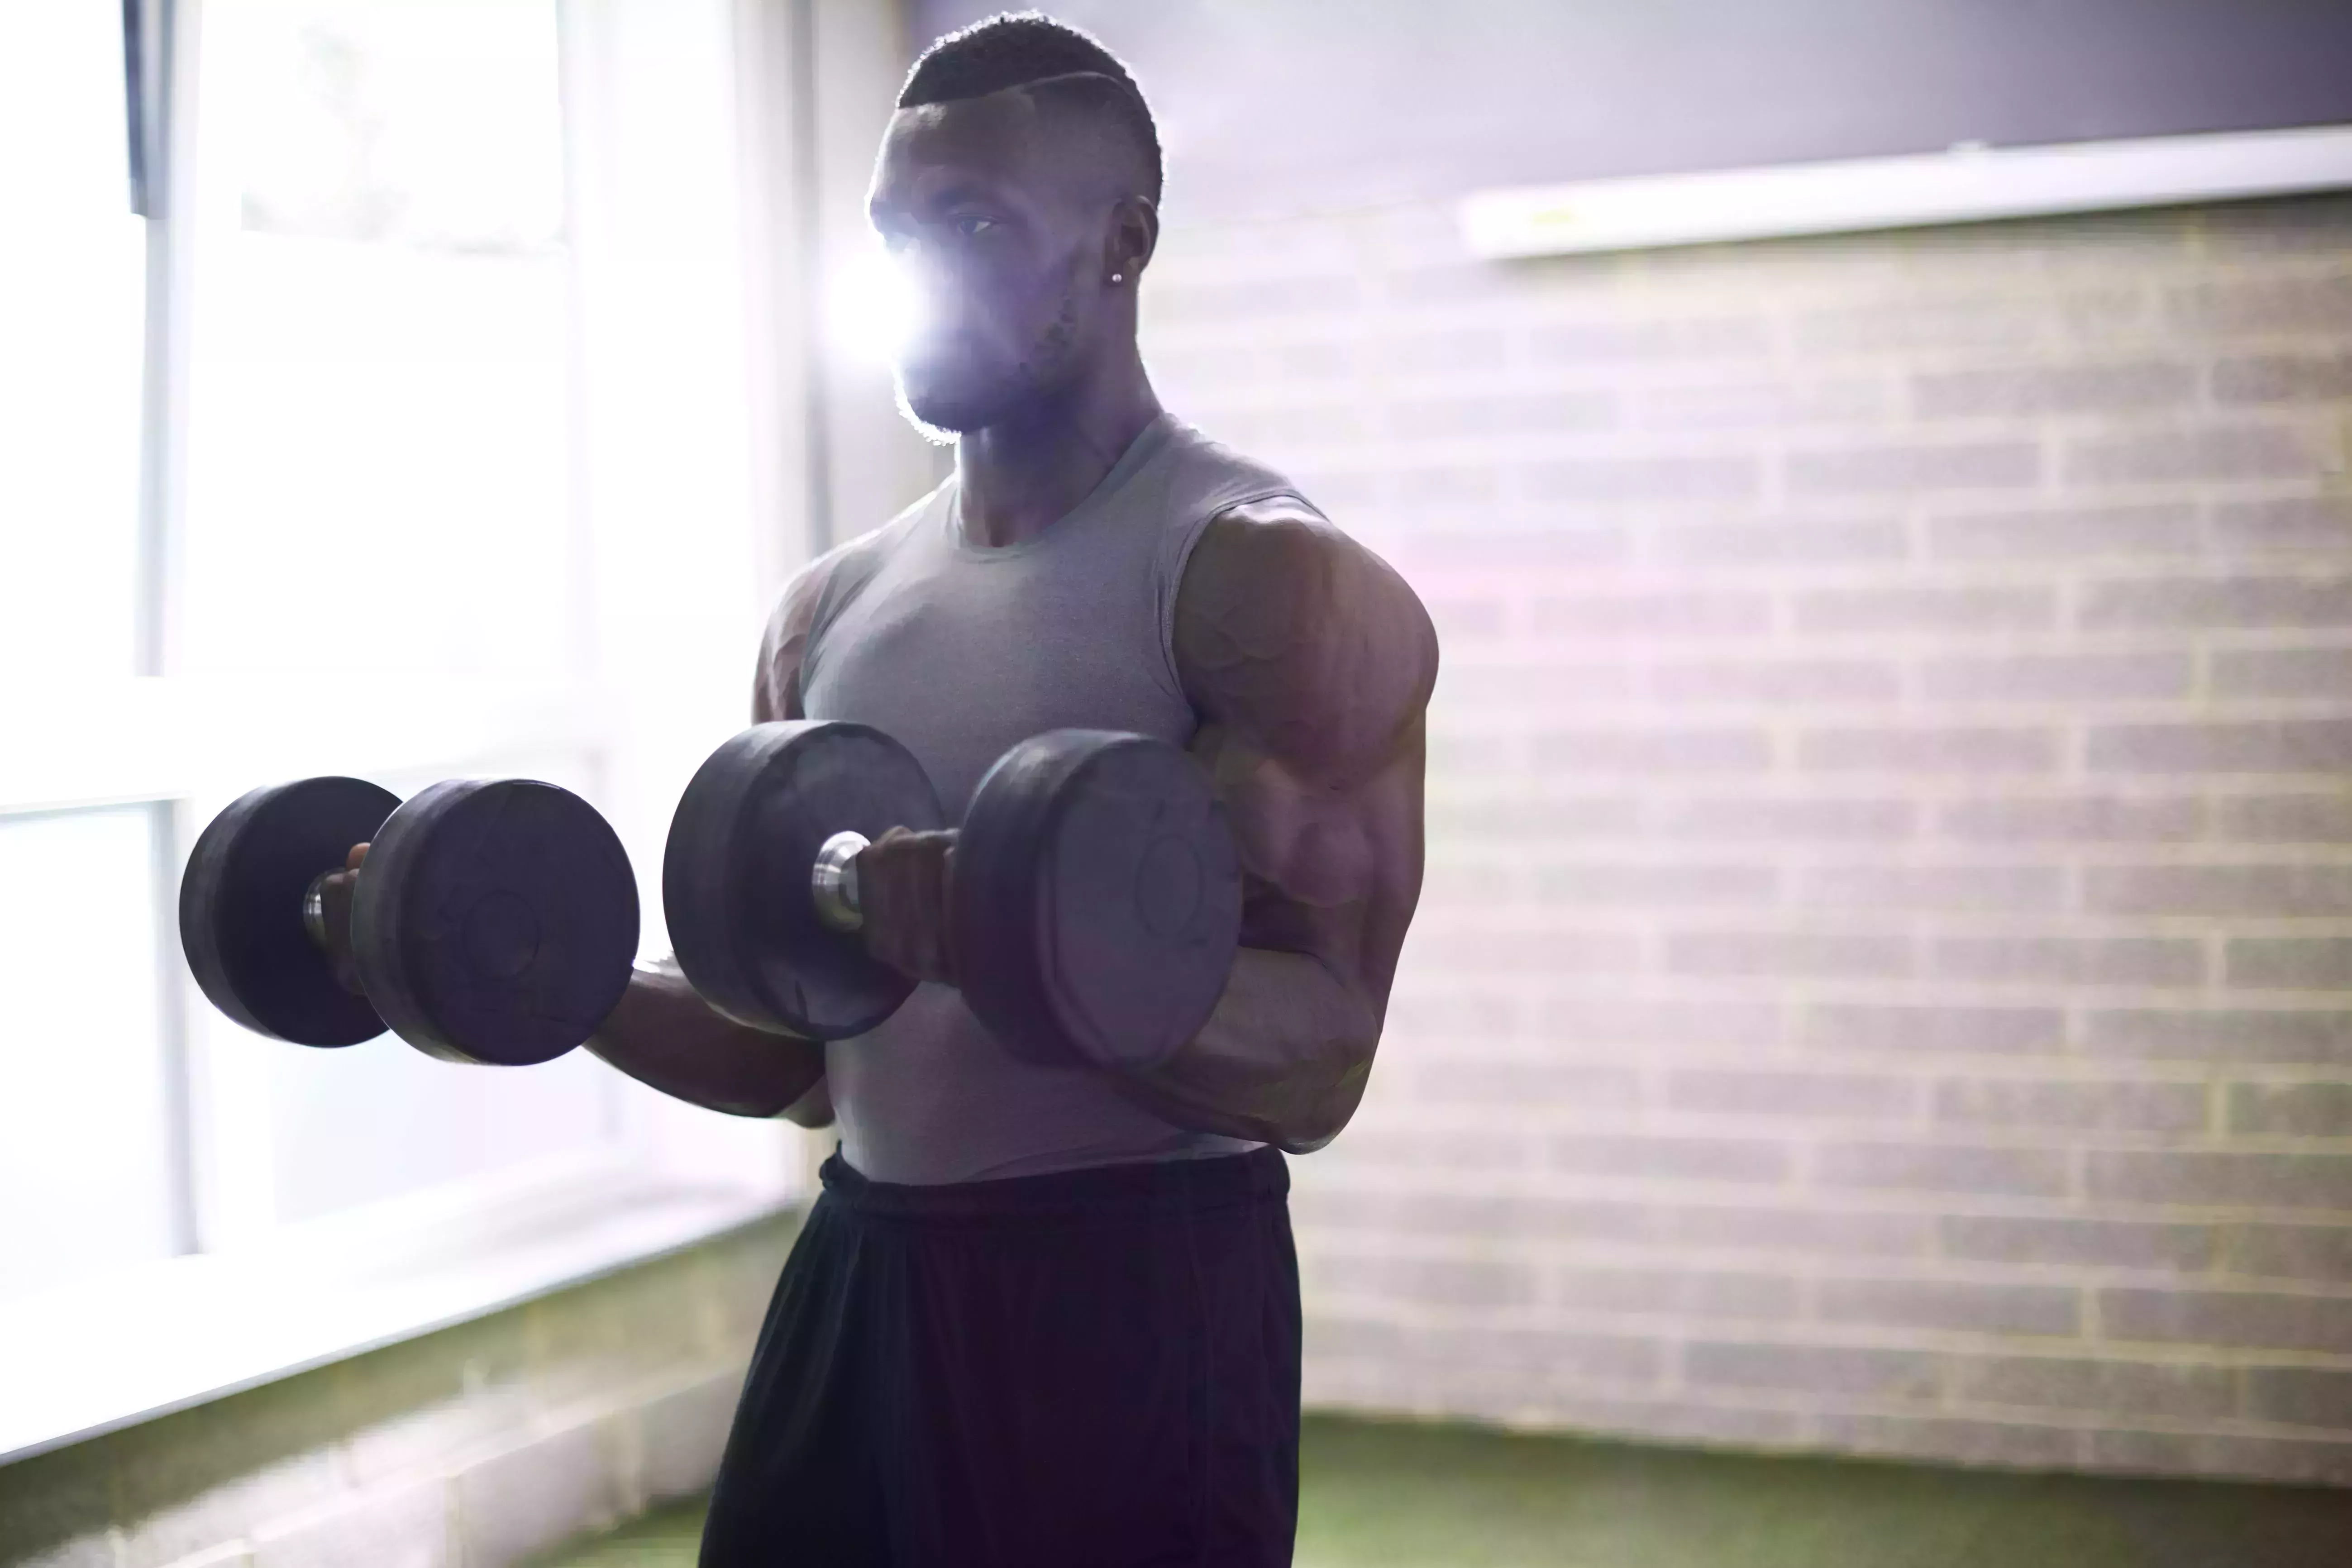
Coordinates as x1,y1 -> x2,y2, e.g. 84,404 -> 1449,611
2,2 -> 2349,1564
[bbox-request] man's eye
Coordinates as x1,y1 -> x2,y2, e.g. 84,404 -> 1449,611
952,215 -> 996,238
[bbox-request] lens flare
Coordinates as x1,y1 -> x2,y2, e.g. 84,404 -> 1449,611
825,246 -> 925,370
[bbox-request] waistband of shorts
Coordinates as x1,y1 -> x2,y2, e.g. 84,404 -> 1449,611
816,1143 -> 1288,1224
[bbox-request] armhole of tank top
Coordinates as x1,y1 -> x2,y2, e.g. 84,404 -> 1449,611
801,491 -> 941,697
1155,483 -> 1312,708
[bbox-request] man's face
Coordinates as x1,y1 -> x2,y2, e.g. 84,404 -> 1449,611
867,91 -> 1108,434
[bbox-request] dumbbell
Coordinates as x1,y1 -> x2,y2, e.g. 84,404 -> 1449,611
179,776 -> 640,1066
663,724 -> 1241,1070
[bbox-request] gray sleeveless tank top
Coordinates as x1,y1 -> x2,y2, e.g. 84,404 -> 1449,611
795,415 -> 1316,1185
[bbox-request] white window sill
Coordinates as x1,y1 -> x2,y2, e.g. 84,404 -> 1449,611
0,1159 -> 797,1467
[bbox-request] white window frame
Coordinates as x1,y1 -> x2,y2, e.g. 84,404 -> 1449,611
0,0 -> 844,1466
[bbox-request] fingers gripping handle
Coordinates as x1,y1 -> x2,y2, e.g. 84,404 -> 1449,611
810,826 -> 961,935
301,844 -> 367,953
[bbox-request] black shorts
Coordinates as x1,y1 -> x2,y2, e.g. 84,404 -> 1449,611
698,1145 -> 1302,1568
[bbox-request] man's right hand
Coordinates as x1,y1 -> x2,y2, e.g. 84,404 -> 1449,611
314,842 -> 369,996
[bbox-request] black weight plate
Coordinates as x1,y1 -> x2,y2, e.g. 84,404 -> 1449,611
179,776 -> 396,1047
665,721 -> 945,1039
351,778 -> 639,1066
956,730 -> 1241,1071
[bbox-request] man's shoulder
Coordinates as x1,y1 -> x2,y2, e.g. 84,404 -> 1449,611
776,483 -> 947,619
1157,417 -> 1327,527
758,483 -> 949,695
1173,495 -> 1438,777
1181,502 -> 1388,617
1160,421 -> 1410,677
1165,407 -> 1436,747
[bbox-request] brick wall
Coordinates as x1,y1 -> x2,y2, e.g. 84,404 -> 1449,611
1142,195 -> 2352,1484
0,1217 -> 793,1568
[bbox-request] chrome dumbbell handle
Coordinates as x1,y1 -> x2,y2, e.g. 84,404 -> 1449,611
811,830 -> 868,933
301,868 -> 339,950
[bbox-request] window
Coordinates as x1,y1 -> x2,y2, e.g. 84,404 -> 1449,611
178,0 -> 618,1235
0,4 -> 179,1305
0,0 -> 811,1323
181,0 -> 575,687
0,2 -> 146,675
0,808 -> 180,1299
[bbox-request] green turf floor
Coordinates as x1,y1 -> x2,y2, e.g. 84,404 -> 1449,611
542,1412 -> 2352,1567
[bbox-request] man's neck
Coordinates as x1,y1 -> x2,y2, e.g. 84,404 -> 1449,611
954,352 -> 1162,549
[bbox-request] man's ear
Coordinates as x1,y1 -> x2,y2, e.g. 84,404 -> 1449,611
1107,192 -> 1159,285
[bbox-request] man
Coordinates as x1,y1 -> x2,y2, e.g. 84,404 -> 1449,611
587,14 -> 1431,1564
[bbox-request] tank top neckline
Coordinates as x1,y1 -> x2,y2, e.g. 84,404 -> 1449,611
944,413 -> 1179,561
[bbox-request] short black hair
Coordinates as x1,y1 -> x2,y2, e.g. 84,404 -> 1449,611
898,12 -> 1162,204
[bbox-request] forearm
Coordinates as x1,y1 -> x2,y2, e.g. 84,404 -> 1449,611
587,959 -> 829,1121
1111,946 -> 1379,1154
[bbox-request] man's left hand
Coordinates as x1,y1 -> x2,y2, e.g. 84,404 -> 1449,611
855,827 -> 959,985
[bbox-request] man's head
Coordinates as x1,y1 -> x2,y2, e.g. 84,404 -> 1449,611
873,13 -> 1160,435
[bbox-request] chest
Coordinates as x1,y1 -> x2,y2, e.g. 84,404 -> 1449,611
798,535 -> 1199,815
